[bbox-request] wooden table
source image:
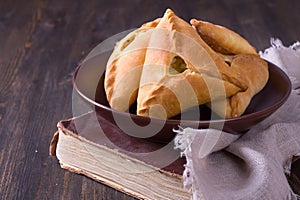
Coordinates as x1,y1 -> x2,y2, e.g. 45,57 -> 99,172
1,0 -> 299,199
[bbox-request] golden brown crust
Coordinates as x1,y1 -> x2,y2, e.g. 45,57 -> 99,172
104,18 -> 160,111
209,54 -> 269,118
104,9 -> 269,119
137,71 -> 243,119
190,19 -> 257,55
137,9 -> 248,119
228,54 -> 269,117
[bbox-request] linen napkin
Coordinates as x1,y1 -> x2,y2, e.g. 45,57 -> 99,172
174,38 -> 300,200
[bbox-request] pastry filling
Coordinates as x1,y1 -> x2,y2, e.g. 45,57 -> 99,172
225,60 -> 232,66
169,56 -> 187,74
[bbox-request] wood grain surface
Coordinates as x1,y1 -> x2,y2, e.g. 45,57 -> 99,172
0,0 -> 299,199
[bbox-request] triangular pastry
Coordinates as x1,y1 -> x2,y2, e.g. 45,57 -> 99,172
104,9 -> 269,120
104,18 -> 160,111
190,19 -> 257,55
137,9 -> 249,119
191,19 -> 268,118
208,54 -> 269,118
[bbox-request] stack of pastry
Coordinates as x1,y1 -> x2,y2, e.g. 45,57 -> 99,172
104,9 -> 269,119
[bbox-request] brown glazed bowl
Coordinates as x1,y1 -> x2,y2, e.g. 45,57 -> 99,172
73,54 -> 292,143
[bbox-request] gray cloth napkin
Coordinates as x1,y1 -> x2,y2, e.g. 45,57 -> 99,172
174,38 -> 300,200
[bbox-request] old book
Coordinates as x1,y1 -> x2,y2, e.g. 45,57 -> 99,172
50,111 -> 190,200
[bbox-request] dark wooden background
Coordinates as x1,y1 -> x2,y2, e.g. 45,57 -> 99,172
0,0 -> 300,199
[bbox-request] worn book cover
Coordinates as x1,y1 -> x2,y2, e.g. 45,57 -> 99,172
50,112 -> 190,200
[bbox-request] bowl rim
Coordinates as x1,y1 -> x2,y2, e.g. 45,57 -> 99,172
72,60 -> 292,125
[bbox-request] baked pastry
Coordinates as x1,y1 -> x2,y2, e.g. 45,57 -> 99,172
190,19 -> 257,55
191,19 -> 268,118
137,9 -> 248,119
104,9 -> 269,119
207,54 -> 269,118
105,18 -> 160,111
